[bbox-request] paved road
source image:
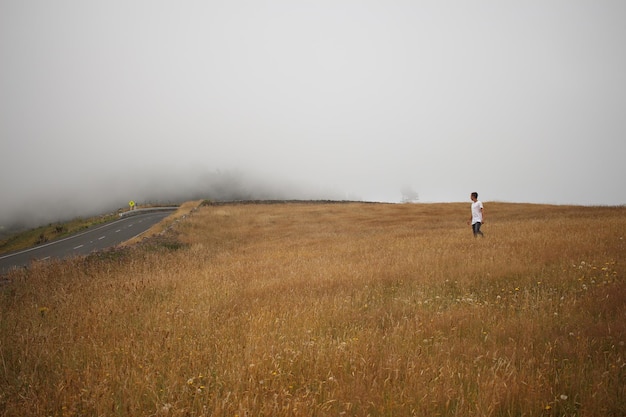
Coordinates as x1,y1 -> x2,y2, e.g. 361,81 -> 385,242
0,210 -> 175,274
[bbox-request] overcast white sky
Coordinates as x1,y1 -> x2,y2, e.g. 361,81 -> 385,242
1,1 -> 625,227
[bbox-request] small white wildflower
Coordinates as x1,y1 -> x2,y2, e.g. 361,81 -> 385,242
560,394 -> 568,400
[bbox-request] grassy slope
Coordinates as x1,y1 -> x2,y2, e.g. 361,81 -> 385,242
0,202 -> 624,416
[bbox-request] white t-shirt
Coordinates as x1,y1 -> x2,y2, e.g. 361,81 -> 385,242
471,201 -> 483,224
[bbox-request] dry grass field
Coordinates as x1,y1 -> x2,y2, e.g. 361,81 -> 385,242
1,201 -> 624,417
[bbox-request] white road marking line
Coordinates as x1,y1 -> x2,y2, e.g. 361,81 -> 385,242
116,229 -> 121,233
98,236 -> 106,240
73,245 -> 83,250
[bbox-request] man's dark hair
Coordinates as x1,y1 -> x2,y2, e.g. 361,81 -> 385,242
471,192 -> 478,198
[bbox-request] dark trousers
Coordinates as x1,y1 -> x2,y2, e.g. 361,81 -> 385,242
472,222 -> 484,237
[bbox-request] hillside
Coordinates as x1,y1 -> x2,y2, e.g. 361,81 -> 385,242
1,201 -> 625,416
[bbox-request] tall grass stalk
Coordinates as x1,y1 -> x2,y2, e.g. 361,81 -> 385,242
1,202 -> 624,416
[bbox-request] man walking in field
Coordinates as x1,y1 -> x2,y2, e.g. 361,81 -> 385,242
468,192 -> 485,237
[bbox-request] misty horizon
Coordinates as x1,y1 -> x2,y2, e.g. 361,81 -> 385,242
2,1 -> 625,230
0,168 -> 354,231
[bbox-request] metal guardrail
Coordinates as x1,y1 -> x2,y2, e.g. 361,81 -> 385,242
119,207 -> 179,217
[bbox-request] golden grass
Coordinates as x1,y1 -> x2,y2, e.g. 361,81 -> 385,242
1,202 -> 624,416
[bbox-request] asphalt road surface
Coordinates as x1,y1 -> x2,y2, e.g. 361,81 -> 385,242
0,210 -> 175,274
